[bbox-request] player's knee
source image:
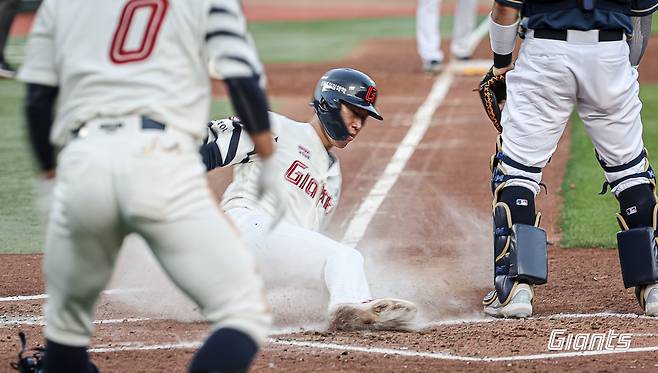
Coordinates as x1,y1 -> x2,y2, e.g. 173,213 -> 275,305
335,247 -> 365,266
617,183 -> 657,229
598,148 -> 656,195
490,135 -> 542,196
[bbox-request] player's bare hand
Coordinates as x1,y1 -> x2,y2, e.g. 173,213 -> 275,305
257,155 -> 286,231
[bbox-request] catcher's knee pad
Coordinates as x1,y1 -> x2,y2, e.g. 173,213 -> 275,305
491,186 -> 547,304
598,148 -> 657,195
490,135 -> 543,196
616,184 -> 658,289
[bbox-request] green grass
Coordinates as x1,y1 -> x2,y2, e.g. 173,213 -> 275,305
0,80 -> 45,253
249,15 -> 483,63
0,88 -> 278,254
560,84 -> 658,248
210,99 -> 233,119
6,16 -> 467,65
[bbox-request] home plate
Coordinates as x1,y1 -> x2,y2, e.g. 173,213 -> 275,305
448,58 -> 491,76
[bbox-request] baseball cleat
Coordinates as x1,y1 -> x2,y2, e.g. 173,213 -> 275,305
422,59 -> 442,74
637,283 -> 658,316
483,283 -> 533,318
452,54 -> 472,61
328,298 -> 417,331
0,61 -> 16,79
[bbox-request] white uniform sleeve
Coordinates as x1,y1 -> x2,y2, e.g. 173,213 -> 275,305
16,0 -> 58,86
207,118 -> 257,167
204,0 -> 265,82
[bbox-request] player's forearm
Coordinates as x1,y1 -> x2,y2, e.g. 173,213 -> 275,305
225,76 -> 275,158
225,76 -> 271,135
25,83 -> 58,173
490,3 -> 520,69
250,131 -> 274,159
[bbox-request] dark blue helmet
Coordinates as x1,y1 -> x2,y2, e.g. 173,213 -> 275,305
310,68 -> 383,141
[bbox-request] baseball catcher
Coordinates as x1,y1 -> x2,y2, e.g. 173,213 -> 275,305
479,0 -> 658,319
200,68 -> 418,331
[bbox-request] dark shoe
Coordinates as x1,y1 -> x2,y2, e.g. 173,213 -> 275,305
0,60 -> 17,79
453,54 -> 472,61
422,59 -> 442,74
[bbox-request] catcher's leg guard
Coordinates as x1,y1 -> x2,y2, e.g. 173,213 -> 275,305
484,136 -> 548,309
614,184 -> 658,311
489,186 -> 547,305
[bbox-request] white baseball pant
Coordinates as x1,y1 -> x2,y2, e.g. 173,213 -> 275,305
226,208 -> 372,310
43,116 -> 270,347
416,0 -> 478,62
500,31 -> 647,197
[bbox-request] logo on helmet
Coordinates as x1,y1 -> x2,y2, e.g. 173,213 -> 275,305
321,81 -> 347,94
365,86 -> 377,105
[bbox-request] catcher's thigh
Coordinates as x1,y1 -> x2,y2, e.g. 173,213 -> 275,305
575,41 -> 646,195
500,38 -> 577,194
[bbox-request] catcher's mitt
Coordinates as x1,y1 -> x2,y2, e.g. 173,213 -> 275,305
478,66 -> 507,133
10,332 -> 43,373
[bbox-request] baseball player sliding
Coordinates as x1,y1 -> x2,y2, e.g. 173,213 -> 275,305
200,68 -> 418,331
478,0 -> 658,318
16,0 -> 282,372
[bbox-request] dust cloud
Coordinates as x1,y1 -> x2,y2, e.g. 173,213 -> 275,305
107,198 -> 492,331
360,197 -> 492,326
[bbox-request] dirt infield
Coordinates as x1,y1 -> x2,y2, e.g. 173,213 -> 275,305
4,3 -> 658,373
4,37 -> 658,371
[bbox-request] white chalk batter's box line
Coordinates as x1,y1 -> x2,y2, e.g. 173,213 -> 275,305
83,338 -> 658,363
3,315 -> 656,363
0,288 -> 147,302
3,311 -> 657,328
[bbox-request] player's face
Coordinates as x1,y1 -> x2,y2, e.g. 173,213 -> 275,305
332,103 -> 368,148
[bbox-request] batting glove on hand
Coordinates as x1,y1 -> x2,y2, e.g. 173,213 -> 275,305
257,155 -> 287,232
205,117 -> 241,144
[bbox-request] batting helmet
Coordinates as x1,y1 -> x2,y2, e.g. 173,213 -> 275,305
310,68 -> 383,141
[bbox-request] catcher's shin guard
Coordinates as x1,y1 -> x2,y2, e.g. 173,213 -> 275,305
615,184 -> 658,309
488,186 -> 547,305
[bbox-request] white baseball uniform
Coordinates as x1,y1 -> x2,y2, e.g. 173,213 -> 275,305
17,0 -> 270,346
207,112 -> 373,309
501,33 -> 645,197
416,0 -> 479,63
